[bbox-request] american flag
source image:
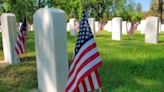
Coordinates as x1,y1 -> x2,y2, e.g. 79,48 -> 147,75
65,12 -> 102,92
15,17 -> 27,55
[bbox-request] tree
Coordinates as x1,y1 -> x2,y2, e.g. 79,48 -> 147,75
149,0 -> 158,16
3,0 -> 37,23
136,3 -> 142,12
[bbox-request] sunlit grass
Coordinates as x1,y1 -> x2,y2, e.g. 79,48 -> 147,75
0,31 -> 164,92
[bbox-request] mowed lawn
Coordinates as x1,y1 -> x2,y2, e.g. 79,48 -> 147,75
0,31 -> 164,92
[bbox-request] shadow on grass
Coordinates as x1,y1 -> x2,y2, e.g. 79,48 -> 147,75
20,55 -> 36,62
158,41 -> 164,44
95,34 -> 111,39
0,60 -> 37,92
100,58 -> 164,92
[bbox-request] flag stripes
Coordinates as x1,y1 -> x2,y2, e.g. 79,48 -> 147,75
65,12 -> 102,92
65,39 -> 102,92
15,17 -> 27,56
15,32 -> 25,55
77,70 -> 101,92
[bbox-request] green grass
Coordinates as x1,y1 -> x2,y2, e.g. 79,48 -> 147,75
0,31 -> 164,92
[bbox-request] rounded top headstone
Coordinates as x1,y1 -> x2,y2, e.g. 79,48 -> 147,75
146,16 -> 159,20
1,13 -> 15,17
112,17 -> 122,20
34,8 -> 65,16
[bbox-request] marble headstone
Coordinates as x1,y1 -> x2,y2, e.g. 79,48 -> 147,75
112,17 -> 122,40
1,13 -> 18,64
145,17 -> 159,44
34,8 -> 68,92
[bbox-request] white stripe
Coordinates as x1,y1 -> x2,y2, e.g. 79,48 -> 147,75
70,39 -> 95,71
84,77 -> 91,91
78,83 -> 84,92
67,47 -> 98,86
68,56 -> 101,91
91,71 -> 99,89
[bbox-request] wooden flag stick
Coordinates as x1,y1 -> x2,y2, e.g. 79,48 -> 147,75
24,10 -> 28,63
25,42 -> 28,62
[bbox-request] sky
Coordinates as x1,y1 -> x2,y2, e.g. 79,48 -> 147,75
134,0 -> 152,11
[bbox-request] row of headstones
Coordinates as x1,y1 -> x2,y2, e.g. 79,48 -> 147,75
67,18 -> 103,36
137,19 -> 164,34
68,17 -> 161,44
66,17 -> 164,36
110,17 -> 160,44
0,8 -> 162,92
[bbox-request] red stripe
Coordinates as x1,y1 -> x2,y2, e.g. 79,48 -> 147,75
88,74 -> 94,90
15,47 -> 19,55
18,33 -> 23,41
68,43 -> 96,78
71,54 -> 75,63
70,62 -> 102,92
95,70 -> 102,87
76,87 -> 80,92
22,35 -> 25,44
82,80 -> 87,92
66,52 -> 100,91
16,40 -> 24,53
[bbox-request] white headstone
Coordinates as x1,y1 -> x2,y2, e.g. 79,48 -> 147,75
69,18 -> 76,36
145,16 -> 159,44
127,22 -> 131,32
88,18 -> 95,35
137,23 -> 141,31
140,20 -> 146,34
34,8 -> 68,92
161,24 -> 164,31
95,21 -> 99,32
112,17 -> 122,40
66,22 -> 70,31
122,21 -> 127,34
103,20 -> 112,32
30,24 -> 34,31
1,13 -> 18,64
108,20 -> 112,32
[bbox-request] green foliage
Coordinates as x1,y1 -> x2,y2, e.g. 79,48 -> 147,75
2,0 -> 36,23
1,0 -> 145,23
131,12 -> 143,22
149,0 -> 158,16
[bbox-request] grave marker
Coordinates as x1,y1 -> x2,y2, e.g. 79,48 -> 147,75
112,17 -> 122,40
34,8 -> 68,92
145,17 -> 159,44
1,13 -> 18,64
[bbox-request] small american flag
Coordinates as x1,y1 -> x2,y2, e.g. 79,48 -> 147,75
15,17 -> 27,55
65,12 -> 102,92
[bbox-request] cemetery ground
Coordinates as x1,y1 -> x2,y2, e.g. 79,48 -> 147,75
0,31 -> 164,92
